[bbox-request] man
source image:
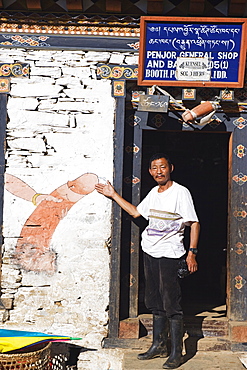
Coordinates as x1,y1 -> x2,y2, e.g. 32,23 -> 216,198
95,153 -> 200,369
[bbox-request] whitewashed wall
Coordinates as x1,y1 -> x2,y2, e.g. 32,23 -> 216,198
0,47 -> 138,369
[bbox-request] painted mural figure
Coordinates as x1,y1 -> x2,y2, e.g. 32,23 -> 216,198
5,173 -> 99,273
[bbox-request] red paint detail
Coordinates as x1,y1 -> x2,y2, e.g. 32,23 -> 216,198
14,173 -> 98,273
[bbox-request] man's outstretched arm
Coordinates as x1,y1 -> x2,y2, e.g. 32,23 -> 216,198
95,181 -> 141,218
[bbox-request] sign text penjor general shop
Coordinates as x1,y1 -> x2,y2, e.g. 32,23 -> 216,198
138,17 -> 247,88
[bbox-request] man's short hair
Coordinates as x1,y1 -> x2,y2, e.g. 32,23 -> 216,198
149,153 -> 173,169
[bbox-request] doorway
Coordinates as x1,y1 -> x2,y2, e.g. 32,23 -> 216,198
106,88 -> 247,347
138,130 -> 231,316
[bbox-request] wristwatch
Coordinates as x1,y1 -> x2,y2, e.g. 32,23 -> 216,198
189,248 -> 198,254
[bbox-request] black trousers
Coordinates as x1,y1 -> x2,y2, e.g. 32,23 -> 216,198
143,252 -> 184,319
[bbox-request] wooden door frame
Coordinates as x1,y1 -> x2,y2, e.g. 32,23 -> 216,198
0,94 -> 7,310
103,93 -> 247,350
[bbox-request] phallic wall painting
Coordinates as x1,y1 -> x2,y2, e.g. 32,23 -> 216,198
1,46 -> 115,282
5,173 -> 100,274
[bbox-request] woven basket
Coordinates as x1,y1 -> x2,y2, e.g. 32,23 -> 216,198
0,342 -> 52,369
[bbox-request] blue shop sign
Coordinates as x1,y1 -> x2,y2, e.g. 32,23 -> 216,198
138,17 -> 247,88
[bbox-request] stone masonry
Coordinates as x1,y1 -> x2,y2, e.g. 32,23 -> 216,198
0,47 -> 138,369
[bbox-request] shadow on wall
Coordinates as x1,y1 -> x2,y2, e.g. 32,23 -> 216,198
5,173 -> 99,274
51,342 -> 96,369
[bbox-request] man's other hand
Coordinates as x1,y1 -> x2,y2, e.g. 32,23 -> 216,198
186,253 -> 198,273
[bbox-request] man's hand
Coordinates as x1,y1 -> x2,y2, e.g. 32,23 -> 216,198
95,181 -> 115,198
186,253 -> 198,273
95,180 -> 141,218
186,221 -> 200,273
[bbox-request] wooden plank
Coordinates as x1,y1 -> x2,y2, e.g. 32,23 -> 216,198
229,0 -> 247,16
138,95 -> 169,112
147,0 -> 163,13
26,0 -> 42,10
230,0 -> 247,3
228,122 -> 247,321
226,133 -> 233,312
106,0 -> 121,12
129,123 -> 142,318
66,0 -> 83,11
0,94 -> 7,283
119,318 -> 140,338
189,0 -> 205,14
108,97 -> 125,339
0,63 -> 29,78
0,35 -> 139,53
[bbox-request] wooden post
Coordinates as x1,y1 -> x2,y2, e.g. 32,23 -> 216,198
107,96 -> 125,339
129,123 -> 142,318
228,125 -> 247,322
0,94 -> 7,306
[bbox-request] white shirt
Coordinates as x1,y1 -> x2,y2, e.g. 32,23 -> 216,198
137,182 -> 199,258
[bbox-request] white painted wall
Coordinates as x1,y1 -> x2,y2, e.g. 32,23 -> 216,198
0,47 -> 136,369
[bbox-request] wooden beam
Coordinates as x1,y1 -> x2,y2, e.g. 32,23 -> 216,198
129,123 -> 142,318
107,96 -> 125,339
189,0 -> 205,14
106,0 -> 121,12
228,127 -> 247,321
228,0 -> 246,16
66,0 -> 83,11
147,0 -> 164,13
26,0 -> 42,10
0,94 -> 7,288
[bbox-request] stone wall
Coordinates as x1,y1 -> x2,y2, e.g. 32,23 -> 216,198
0,47 -> 137,369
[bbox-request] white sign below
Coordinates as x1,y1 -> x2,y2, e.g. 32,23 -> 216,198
176,57 -> 211,81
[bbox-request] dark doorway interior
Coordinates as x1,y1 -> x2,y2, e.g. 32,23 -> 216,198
139,130 -> 231,315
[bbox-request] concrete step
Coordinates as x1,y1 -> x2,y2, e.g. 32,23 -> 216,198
139,305 -> 229,339
183,335 -> 230,352
185,316 -> 229,337
123,349 -> 244,370
139,315 -> 229,338
135,333 -> 230,352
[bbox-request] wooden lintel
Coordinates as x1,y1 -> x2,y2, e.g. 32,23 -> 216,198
119,318 -> 140,339
229,0 -> 246,16
106,0 -> 121,12
147,0 -> 164,13
66,0 -> 83,11
26,0 -> 42,10
189,0 -> 205,14
229,4 -> 246,13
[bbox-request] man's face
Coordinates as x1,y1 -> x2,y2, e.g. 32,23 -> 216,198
149,158 -> 173,186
